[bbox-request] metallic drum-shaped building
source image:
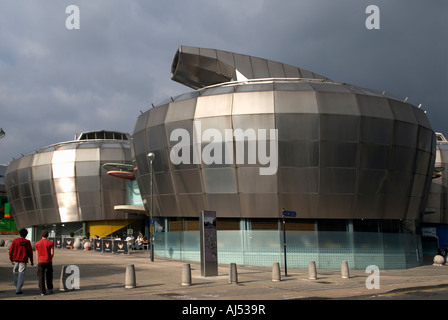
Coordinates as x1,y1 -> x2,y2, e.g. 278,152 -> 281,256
132,46 -> 436,269
4,130 -> 138,237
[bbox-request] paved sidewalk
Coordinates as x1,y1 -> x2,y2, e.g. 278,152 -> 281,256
1,246 -> 448,301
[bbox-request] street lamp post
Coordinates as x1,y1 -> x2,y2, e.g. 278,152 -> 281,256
147,152 -> 155,262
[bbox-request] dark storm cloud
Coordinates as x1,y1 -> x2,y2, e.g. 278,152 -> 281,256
0,0 -> 446,164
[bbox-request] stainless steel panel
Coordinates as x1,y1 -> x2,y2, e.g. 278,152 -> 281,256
154,171 -> 174,195
278,141 -> 319,167
22,197 -> 36,211
18,155 -> 33,170
239,193 -> 278,218
165,99 -> 197,123
320,141 -> 358,168
320,114 -> 360,142
54,177 -> 76,193
202,168 -> 237,194
320,168 -> 356,194
177,194 -> 205,216
384,195 -> 409,219
18,168 -> 31,184
195,94 -> 233,118
39,194 -> 57,209
388,99 -> 417,124
266,60 -> 286,78
360,117 -> 394,145
412,107 -> 432,128
52,149 -> 76,164
250,56 -> 270,78
158,195 -> 180,217
358,169 -> 388,195
237,167 -> 277,193
100,148 -> 125,161
19,183 -> 32,198
232,114 -> 275,132
274,91 -> 318,114
133,110 -> 149,133
277,168 -> 318,193
410,174 -> 427,197
278,194 -> 319,219
32,152 -> 53,166
232,91 -> 274,115
77,176 -> 100,192
32,165 -> 52,180
76,148 -> 100,161
41,208 -> 61,224
317,92 -> 359,115
359,144 -> 390,169
233,53 -> 253,79
173,170 -> 203,194
205,194 -> 241,217
394,121 -> 418,147
318,195 -> 356,219
75,161 -> 100,177
147,125 -> 167,150
276,114 -> 319,141
78,191 -> 101,206
356,95 -> 394,119
355,195 -> 385,219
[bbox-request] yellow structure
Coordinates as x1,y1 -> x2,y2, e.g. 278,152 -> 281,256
87,220 -> 134,238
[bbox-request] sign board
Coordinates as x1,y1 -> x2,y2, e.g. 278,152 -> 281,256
93,239 -> 102,252
63,237 -> 74,249
113,240 -> 128,254
200,210 -> 218,277
103,239 -> 113,253
283,210 -> 296,217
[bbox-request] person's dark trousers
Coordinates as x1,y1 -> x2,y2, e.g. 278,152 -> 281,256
37,262 -> 53,294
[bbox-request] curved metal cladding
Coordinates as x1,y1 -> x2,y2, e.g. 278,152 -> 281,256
425,133 -> 448,223
133,46 -> 436,220
4,135 -> 132,229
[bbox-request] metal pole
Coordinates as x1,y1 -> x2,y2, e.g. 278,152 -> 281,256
147,152 -> 155,262
282,209 -> 287,276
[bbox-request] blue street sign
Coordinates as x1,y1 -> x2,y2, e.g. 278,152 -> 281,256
283,210 -> 296,217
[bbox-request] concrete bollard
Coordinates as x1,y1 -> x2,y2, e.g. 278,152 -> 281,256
341,261 -> 350,278
229,263 -> 238,284
308,261 -> 317,280
272,262 -> 281,282
182,263 -> 192,286
433,255 -> 445,266
125,264 -> 136,288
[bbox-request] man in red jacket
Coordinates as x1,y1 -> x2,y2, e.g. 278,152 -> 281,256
35,230 -> 54,295
9,228 -> 34,294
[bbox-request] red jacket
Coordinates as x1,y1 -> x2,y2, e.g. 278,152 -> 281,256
9,237 -> 34,264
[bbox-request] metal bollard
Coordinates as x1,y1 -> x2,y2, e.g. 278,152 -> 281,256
182,263 -> 192,286
125,264 -> 136,289
308,261 -> 317,280
229,263 -> 238,284
272,262 -> 281,282
341,261 -> 350,279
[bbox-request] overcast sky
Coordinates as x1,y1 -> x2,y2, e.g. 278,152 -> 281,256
0,0 -> 447,165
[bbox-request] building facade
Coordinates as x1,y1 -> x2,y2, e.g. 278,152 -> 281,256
132,46 -> 436,269
4,130 -> 144,240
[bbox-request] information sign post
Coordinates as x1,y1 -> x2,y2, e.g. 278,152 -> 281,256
282,209 -> 296,276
